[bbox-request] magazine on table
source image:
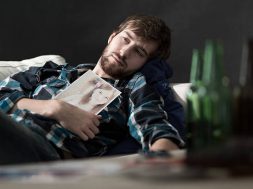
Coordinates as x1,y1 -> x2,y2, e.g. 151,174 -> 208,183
54,69 -> 121,114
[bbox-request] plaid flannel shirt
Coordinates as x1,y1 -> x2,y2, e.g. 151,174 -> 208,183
0,61 -> 184,157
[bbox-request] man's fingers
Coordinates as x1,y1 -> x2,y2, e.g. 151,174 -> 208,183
82,128 -> 95,139
78,132 -> 89,141
96,115 -> 102,120
90,125 -> 99,134
93,119 -> 100,127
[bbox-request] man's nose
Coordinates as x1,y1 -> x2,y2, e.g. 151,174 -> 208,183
119,45 -> 132,58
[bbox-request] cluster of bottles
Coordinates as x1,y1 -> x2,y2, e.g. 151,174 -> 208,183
186,39 -> 253,156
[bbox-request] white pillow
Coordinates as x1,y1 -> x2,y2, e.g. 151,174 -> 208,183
171,83 -> 191,108
0,55 -> 66,80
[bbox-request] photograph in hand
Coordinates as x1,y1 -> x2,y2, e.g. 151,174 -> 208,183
54,70 -> 121,114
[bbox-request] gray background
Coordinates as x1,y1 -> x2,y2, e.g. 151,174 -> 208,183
0,0 -> 253,85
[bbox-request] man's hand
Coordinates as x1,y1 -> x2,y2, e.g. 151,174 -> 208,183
15,98 -> 101,141
150,138 -> 179,151
52,100 -> 101,141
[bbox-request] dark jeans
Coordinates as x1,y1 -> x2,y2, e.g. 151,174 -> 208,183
0,109 -> 142,165
0,110 -> 60,165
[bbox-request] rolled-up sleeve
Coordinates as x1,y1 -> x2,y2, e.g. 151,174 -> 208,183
0,77 -> 27,112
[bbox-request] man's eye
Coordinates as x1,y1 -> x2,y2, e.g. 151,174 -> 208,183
136,49 -> 145,57
122,37 -> 129,43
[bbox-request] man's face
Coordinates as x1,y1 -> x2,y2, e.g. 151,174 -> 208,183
100,29 -> 158,79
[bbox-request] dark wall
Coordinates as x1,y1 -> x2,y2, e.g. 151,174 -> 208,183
0,0 -> 253,84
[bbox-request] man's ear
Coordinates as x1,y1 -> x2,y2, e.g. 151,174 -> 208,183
108,32 -> 117,44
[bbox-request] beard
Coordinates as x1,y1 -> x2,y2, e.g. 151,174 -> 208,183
100,48 -> 131,79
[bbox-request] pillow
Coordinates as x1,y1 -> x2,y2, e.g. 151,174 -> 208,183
0,55 -> 66,80
171,83 -> 191,108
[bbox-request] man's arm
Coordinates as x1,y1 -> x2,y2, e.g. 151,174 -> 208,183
0,62 -> 100,141
126,73 -> 185,152
14,98 -> 100,141
141,59 -> 186,141
150,138 -> 178,151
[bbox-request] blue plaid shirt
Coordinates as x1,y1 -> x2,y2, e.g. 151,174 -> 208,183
0,61 -> 184,157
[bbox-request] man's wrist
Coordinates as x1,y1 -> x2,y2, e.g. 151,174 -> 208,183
150,138 -> 179,151
14,98 -> 62,119
44,99 -> 63,120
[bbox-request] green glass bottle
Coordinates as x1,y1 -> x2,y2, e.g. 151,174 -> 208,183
186,49 -> 203,152
233,39 -> 253,139
200,40 -> 232,149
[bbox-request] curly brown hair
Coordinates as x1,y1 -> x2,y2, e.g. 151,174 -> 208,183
113,15 -> 171,60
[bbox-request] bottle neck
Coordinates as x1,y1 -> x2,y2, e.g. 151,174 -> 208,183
190,49 -> 203,85
202,40 -> 224,87
240,40 -> 253,86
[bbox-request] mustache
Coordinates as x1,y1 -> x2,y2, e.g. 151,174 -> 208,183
104,52 -> 127,67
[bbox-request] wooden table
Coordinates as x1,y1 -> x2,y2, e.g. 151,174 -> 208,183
0,150 -> 252,189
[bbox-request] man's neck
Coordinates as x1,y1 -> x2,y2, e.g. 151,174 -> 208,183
93,58 -> 114,79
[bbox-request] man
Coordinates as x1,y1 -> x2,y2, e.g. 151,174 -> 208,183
0,15 -> 184,164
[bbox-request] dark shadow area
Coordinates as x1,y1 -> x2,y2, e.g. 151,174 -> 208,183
0,0 -> 253,85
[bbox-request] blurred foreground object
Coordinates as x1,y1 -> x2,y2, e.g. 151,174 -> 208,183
186,40 -> 232,153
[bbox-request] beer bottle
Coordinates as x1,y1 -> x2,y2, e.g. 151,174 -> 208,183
233,39 -> 253,139
186,49 -> 203,152
200,40 -> 232,149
